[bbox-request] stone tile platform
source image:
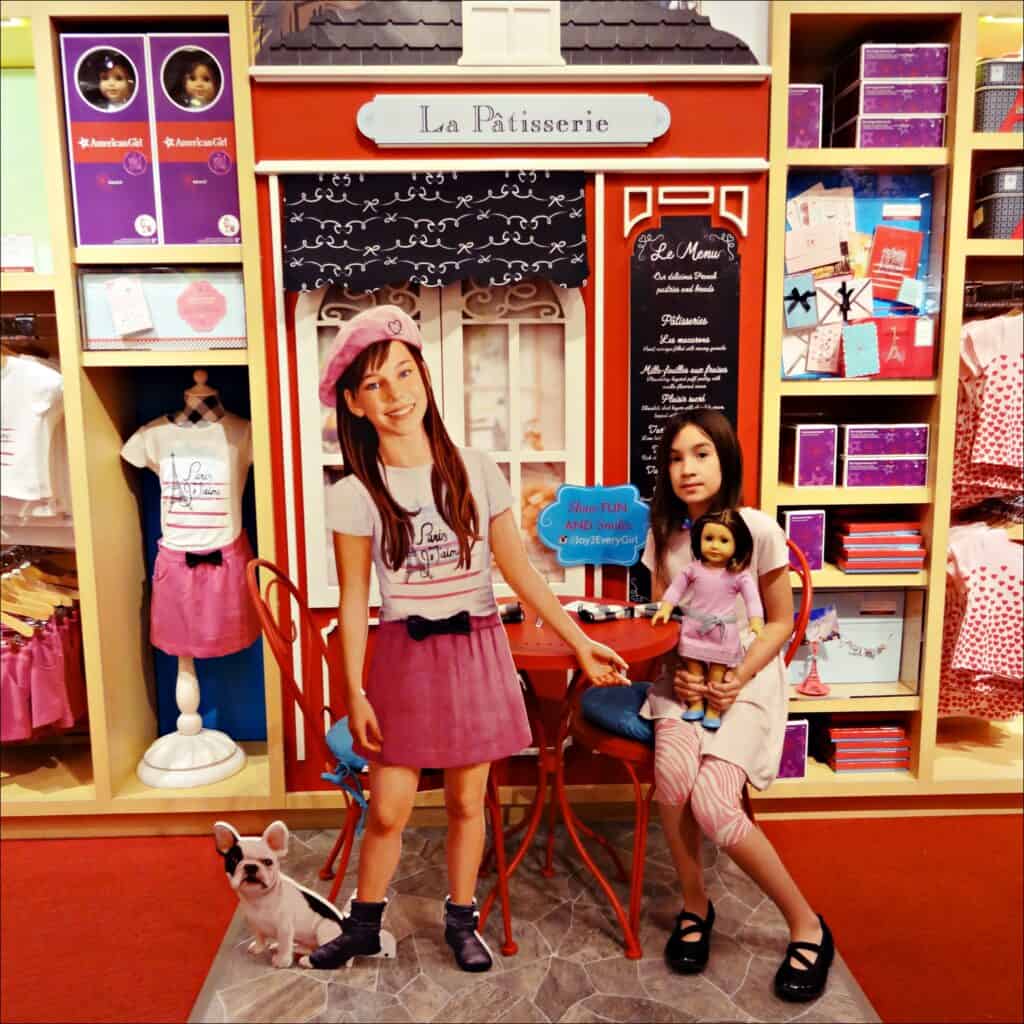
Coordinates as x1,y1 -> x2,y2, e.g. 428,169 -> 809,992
190,823 -> 879,1024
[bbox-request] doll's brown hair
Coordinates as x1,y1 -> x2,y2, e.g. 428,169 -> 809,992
690,509 -> 754,573
335,340 -> 480,572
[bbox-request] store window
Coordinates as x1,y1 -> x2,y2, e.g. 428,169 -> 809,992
295,277 -> 585,608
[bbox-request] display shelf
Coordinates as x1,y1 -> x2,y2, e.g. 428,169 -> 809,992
964,239 -> 1024,257
761,758 -> 920,799
931,717 -> 1023,788
787,147 -> 951,167
0,744 -> 96,806
773,483 -> 932,505
80,349 -> 249,368
1,272 -> 56,292
971,132 -> 1024,151
73,245 -> 243,266
787,680 -> 921,712
111,743 -> 272,807
791,564 -> 929,588
779,379 -> 940,397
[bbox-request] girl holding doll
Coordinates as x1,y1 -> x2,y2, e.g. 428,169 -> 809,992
641,407 -> 834,1002
305,305 -> 628,973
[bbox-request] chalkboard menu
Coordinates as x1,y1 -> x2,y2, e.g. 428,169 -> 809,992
629,216 -> 740,504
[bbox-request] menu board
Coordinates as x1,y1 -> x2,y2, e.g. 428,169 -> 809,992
629,216 -> 740,503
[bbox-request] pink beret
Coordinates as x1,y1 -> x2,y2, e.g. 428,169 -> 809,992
318,304 -> 422,406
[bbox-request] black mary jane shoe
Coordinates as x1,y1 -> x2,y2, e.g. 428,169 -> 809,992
664,900 -> 715,974
774,914 -> 835,1003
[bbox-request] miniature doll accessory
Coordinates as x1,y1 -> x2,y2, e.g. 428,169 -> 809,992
318,304 -> 423,406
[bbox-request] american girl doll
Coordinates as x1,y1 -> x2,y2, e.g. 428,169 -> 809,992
305,305 -> 628,973
93,52 -> 135,109
641,408 -> 834,1002
651,509 -> 764,730
176,56 -> 219,108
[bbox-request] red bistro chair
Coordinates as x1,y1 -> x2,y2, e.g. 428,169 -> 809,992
245,558 -> 518,954
559,539 -> 814,959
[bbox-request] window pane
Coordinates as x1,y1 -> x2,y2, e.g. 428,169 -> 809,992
463,323 -> 510,450
521,462 -> 565,583
323,466 -> 344,587
519,322 -> 566,451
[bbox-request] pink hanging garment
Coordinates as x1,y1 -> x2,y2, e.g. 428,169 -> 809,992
0,639 -> 33,742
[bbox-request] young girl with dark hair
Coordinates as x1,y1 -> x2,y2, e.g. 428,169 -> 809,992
304,305 -> 628,973
640,408 -> 834,1002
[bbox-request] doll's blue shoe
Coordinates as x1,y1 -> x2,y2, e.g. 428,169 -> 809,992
682,708 -> 704,722
702,714 -> 722,730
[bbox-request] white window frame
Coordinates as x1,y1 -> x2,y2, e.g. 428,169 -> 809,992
459,0 -> 565,67
295,279 -> 586,609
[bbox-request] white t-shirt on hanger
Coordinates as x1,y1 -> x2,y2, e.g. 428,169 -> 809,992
0,354 -> 64,502
120,412 -> 253,552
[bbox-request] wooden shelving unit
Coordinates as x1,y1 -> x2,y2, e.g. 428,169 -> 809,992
1,0 -> 283,835
762,1 -> 1023,803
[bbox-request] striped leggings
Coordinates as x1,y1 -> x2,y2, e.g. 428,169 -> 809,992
653,718 -> 753,849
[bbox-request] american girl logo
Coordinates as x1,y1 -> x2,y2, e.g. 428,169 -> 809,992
157,122 -> 236,162
70,122 -> 151,163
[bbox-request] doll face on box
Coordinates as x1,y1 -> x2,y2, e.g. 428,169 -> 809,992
98,64 -> 134,105
184,61 -> 217,106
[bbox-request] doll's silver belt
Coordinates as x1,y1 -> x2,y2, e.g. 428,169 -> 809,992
680,607 -> 736,641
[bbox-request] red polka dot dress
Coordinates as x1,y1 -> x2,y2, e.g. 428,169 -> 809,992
938,524 -> 1024,720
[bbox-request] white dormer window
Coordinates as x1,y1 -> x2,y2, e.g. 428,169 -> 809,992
459,0 -> 565,66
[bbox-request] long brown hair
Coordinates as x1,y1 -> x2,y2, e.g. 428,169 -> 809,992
335,340 -> 480,572
649,408 -> 743,587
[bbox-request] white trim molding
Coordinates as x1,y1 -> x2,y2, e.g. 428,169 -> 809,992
250,65 -> 771,84
255,157 -> 769,175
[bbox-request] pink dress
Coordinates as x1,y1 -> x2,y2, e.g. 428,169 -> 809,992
938,523 -> 1023,720
662,562 -> 763,667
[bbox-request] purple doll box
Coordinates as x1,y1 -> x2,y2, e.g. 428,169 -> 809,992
778,719 -> 809,780
832,115 -> 946,149
780,424 -> 838,488
834,81 -> 948,129
841,423 -> 930,458
789,84 -> 823,149
840,455 -> 928,487
783,510 -> 826,572
147,34 -> 241,246
836,44 -> 949,94
61,34 -> 159,246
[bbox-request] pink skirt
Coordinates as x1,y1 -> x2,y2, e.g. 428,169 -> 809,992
150,532 -> 261,659
358,612 -> 533,769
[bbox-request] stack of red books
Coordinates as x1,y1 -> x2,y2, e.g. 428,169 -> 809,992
830,518 -> 926,573
828,723 -> 911,772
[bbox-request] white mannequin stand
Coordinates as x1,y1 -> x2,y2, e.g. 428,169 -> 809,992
136,656 -> 247,788
135,370 -> 248,789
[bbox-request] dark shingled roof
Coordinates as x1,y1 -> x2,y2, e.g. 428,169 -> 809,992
252,1 -> 756,67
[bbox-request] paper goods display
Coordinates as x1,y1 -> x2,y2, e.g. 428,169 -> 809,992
782,171 -> 940,380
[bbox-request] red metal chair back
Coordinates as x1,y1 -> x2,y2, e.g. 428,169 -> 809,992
246,557 -> 339,781
785,538 -> 814,666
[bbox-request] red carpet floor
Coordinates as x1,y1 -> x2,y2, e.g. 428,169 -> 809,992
1,815 -> 1021,1024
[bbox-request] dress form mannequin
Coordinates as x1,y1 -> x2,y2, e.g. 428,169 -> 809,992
136,370 -> 247,789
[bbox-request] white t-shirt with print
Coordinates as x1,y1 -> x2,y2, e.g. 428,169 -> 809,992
120,412 -> 253,552
325,447 -> 512,621
0,355 -> 64,501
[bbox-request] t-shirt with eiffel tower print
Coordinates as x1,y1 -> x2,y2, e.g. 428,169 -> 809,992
325,447 -> 513,622
120,412 -> 252,551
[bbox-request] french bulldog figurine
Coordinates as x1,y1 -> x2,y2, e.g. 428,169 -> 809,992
214,820 -> 343,968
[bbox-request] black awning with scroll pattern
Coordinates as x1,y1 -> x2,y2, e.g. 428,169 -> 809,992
282,171 -> 589,293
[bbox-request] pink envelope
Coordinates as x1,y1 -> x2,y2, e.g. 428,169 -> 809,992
806,323 -> 842,373
785,223 -> 844,274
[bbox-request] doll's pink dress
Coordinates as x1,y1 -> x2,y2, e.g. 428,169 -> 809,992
662,562 -> 764,667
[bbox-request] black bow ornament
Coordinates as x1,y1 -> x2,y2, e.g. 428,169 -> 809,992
785,285 -> 815,315
406,610 -> 472,642
185,550 -> 223,569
